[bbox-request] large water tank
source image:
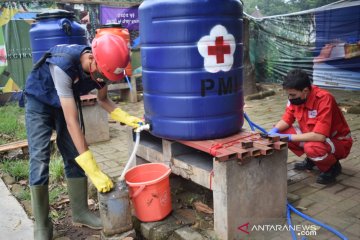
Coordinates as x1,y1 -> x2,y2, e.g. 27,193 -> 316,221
29,9 -> 87,64
139,0 -> 244,140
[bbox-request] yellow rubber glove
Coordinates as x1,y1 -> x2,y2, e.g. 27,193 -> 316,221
110,108 -> 143,128
75,150 -> 114,193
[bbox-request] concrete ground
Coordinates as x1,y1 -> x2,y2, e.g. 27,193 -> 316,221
1,84 -> 359,239
0,176 -> 33,239
92,84 -> 360,239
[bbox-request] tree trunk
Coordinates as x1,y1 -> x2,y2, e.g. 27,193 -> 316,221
243,17 -> 258,96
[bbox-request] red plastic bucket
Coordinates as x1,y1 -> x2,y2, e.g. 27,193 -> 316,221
125,163 -> 172,222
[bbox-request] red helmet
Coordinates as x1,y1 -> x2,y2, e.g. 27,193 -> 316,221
91,34 -> 130,81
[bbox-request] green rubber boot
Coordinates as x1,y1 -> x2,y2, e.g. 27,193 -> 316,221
67,177 -> 103,230
30,185 -> 53,240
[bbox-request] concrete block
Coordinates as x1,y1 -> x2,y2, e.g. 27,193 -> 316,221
100,229 -> 136,240
171,152 -> 213,189
172,209 -> 196,225
287,193 -> 300,203
170,227 -> 205,240
200,230 -> 217,239
213,149 -> 288,240
82,102 -> 110,144
139,216 -> 185,240
149,221 -> 184,240
108,80 -> 138,103
140,221 -> 165,239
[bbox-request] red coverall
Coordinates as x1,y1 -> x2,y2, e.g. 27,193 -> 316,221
280,86 -> 352,172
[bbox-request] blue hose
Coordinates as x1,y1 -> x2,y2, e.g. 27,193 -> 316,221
287,203 -> 298,240
243,113 -> 348,240
243,112 -> 255,131
287,203 -> 348,240
244,112 -> 267,134
249,120 -> 267,134
125,75 -> 132,91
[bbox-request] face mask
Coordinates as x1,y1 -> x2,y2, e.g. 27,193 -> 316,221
91,71 -> 109,83
289,97 -> 306,105
89,62 -> 110,85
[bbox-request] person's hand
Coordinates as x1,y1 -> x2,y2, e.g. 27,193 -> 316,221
75,150 -> 114,192
267,127 -> 279,135
110,108 -> 143,128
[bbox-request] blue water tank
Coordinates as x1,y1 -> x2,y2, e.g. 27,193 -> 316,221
139,0 -> 244,140
29,9 -> 87,64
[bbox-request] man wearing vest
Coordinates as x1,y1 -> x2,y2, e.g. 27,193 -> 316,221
269,69 -> 352,185
25,34 -> 142,239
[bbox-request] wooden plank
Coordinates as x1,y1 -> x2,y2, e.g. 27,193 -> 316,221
0,134 -> 56,153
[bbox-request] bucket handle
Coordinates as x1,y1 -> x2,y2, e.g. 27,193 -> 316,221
131,185 -> 146,199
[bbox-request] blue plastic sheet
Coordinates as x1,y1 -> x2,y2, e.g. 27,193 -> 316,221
248,0 -> 360,90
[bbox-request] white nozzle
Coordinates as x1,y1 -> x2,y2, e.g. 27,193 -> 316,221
135,123 -> 151,133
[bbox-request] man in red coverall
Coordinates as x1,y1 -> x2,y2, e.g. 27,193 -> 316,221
269,69 -> 352,184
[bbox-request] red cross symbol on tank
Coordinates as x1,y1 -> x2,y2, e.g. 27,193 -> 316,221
197,25 -> 236,73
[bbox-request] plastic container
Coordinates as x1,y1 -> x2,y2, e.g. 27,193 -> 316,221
95,24 -> 132,76
125,163 -> 172,222
139,0 -> 244,140
98,182 -> 133,236
29,9 -> 87,64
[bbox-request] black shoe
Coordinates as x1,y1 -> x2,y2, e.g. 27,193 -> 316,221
316,161 -> 342,185
294,158 -> 315,170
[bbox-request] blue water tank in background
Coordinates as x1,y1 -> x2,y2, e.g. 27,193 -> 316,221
29,9 -> 87,64
139,0 -> 244,140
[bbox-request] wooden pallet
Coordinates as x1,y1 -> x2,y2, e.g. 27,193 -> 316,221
179,131 -> 287,162
0,133 -> 56,154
